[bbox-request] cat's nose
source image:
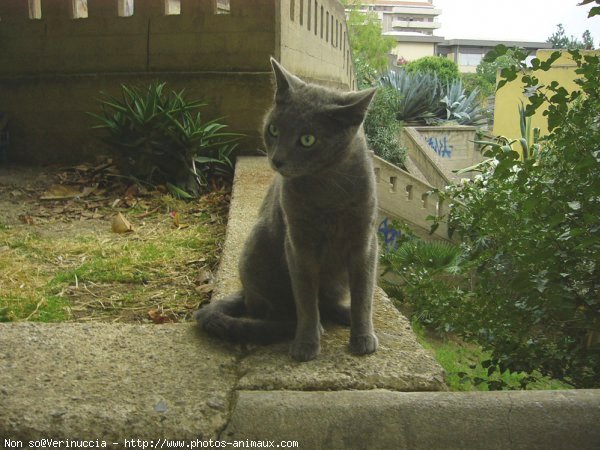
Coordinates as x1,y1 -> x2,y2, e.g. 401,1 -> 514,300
271,158 -> 285,169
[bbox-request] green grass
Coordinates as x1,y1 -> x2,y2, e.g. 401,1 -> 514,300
410,320 -> 573,391
0,196 -> 226,323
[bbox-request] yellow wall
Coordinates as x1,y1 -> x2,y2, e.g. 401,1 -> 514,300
493,50 -> 598,139
392,41 -> 435,62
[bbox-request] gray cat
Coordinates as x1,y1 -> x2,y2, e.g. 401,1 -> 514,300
195,58 -> 378,362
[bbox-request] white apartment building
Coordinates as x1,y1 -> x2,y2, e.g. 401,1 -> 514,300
356,0 -> 444,64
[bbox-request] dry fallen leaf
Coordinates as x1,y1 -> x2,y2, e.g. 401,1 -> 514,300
18,214 -> 35,225
123,184 -> 139,199
170,211 -> 189,229
195,284 -> 214,295
148,309 -> 172,324
111,212 -> 134,233
40,184 -> 96,200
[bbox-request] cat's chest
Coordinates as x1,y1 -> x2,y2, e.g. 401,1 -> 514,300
278,172 -> 376,242
283,201 -> 375,245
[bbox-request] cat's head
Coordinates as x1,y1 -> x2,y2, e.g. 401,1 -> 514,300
263,58 -> 375,178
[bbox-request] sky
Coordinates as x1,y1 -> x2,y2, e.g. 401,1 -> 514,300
433,0 -> 600,44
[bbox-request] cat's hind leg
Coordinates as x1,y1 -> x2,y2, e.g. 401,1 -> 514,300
195,291 -> 295,344
194,291 -> 245,339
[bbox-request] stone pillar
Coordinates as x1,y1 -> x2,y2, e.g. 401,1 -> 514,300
41,0 -> 74,19
87,0 -> 119,18
231,0 -> 273,16
133,0 -> 165,17
0,0 -> 31,19
181,0 -> 216,15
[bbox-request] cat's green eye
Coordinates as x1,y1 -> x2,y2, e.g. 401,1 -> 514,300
268,124 -> 280,137
300,134 -> 316,148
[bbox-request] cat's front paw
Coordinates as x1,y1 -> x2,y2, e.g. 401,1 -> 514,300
349,333 -> 378,355
289,341 -> 320,362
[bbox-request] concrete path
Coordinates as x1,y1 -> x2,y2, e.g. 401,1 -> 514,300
1,157 -> 598,448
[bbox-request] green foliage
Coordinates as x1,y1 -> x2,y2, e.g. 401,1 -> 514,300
89,82 -> 241,196
547,23 -> 595,50
381,239 -> 462,275
476,47 -> 520,85
380,236 -> 468,336
364,87 -> 406,167
342,0 -> 396,88
460,73 -> 495,102
383,46 -> 600,388
410,320 -> 572,391
438,48 -> 600,388
406,56 -> 460,86
580,0 -> 600,18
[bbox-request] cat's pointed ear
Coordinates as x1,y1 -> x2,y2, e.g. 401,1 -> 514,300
270,57 -> 304,102
325,88 -> 377,126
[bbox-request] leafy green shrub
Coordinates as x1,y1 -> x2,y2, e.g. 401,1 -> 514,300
383,47 -> 599,388
364,87 -> 407,167
438,49 -> 600,388
89,82 -> 240,196
460,73 -> 494,103
406,56 -> 460,86
476,47 -> 520,85
380,237 -> 467,334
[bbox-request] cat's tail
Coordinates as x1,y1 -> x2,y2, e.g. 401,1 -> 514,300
194,291 -> 295,344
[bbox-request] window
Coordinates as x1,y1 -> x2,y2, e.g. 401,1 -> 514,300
28,0 -> 41,19
118,0 -> 134,17
72,0 -> 88,19
217,0 -> 230,14
458,52 -> 483,67
314,2 -> 318,35
320,6 -> 323,39
165,0 -> 181,15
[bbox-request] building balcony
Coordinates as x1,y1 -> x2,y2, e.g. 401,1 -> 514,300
390,6 -> 442,16
392,20 -> 441,30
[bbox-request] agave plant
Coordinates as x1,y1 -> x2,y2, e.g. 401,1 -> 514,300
381,70 -> 489,126
379,70 -> 443,123
438,80 -> 486,126
517,102 -> 542,160
89,82 -> 241,196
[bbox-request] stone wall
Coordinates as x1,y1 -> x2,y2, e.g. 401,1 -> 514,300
372,154 -> 450,242
415,126 -> 481,178
402,126 -> 482,189
0,0 -> 354,164
279,0 -> 355,89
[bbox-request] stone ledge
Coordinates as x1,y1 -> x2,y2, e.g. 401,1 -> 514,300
211,156 -> 446,392
0,322 -> 239,440
223,390 -> 600,449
